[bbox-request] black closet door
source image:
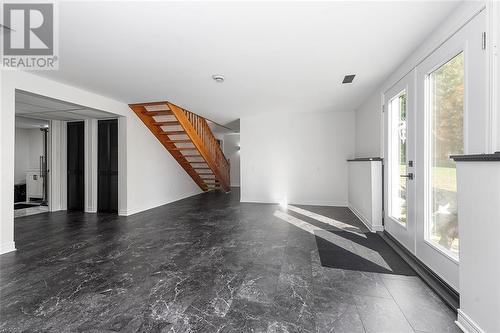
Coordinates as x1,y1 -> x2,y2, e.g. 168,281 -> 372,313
67,121 -> 85,211
98,119 -> 118,213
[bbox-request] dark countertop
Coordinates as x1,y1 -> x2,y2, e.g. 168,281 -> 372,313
450,152 -> 500,162
347,157 -> 383,162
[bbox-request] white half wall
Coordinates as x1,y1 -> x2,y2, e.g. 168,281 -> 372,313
1,70 -> 202,254
348,160 -> 383,232
223,133 -> 240,187
240,111 -> 355,206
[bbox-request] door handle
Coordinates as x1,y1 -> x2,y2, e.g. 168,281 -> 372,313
400,173 -> 414,180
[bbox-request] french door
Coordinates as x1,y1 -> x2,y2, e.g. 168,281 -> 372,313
384,10 -> 486,290
384,71 -> 416,253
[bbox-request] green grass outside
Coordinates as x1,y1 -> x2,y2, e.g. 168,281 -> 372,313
399,165 -> 457,192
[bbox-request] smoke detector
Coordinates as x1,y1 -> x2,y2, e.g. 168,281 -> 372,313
212,75 -> 225,83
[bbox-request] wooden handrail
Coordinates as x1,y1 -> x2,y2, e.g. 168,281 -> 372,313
167,102 -> 231,192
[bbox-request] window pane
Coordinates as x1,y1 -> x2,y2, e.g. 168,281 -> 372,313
389,92 -> 407,225
428,52 -> 464,257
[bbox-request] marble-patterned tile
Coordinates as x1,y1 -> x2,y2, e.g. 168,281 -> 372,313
219,299 -> 272,332
235,263 -> 281,304
312,264 -> 392,299
354,295 -> 414,333
273,272 -> 315,331
381,277 -> 460,333
0,189 -> 458,333
315,302 -> 365,333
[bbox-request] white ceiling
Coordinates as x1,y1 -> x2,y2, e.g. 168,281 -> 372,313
15,116 -> 50,129
35,1 -> 461,125
16,90 -> 118,121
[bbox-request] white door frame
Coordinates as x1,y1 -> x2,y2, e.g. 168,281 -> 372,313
383,71 -> 416,253
414,10 -> 487,290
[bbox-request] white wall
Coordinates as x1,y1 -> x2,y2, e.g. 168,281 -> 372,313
355,92 -> 382,157
1,70 -> 202,254
241,111 -> 355,206
223,133 -> 240,187
455,161 -> 500,333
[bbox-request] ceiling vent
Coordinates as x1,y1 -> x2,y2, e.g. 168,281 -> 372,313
212,75 -> 225,83
342,75 -> 356,84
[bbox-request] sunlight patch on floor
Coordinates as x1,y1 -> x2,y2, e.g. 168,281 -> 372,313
286,205 -> 361,231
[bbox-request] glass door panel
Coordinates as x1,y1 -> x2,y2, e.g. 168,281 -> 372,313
388,91 -> 408,225
427,52 -> 464,258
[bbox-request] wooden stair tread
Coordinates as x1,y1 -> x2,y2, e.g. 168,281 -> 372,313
143,110 -> 173,116
164,139 -> 192,143
172,147 -> 198,151
159,131 -> 186,135
152,121 -> 180,126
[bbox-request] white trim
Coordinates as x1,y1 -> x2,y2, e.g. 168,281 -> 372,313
380,2 -> 486,96
60,121 -> 68,211
240,198 -> 348,207
456,309 -> 485,333
48,120 -> 58,212
84,119 -> 98,213
117,116 -> 127,215
123,191 -> 201,217
0,242 -> 16,255
487,0 -> 499,152
348,205 -> 384,233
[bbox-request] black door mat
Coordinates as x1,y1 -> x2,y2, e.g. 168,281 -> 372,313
315,229 -> 416,276
14,203 -> 40,210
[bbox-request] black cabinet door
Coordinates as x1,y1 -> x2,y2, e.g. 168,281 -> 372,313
67,121 -> 85,211
98,119 -> 118,213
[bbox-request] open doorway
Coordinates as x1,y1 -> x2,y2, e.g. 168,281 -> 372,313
97,119 -> 118,213
67,121 -> 85,211
14,90 -> 121,217
14,117 -> 50,217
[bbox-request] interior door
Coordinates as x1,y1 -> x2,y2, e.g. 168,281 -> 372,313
415,10 -> 486,290
98,119 -> 118,213
67,121 -> 85,211
384,71 -> 416,253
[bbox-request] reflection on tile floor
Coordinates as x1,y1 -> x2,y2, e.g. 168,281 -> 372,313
13,204 -> 49,218
0,189 -> 460,332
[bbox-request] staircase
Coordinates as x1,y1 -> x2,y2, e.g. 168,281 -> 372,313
129,101 -> 230,192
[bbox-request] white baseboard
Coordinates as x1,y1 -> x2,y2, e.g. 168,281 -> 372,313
348,205 -> 383,232
456,309 -> 484,333
240,197 -> 348,207
118,209 -> 129,216
0,241 -> 16,255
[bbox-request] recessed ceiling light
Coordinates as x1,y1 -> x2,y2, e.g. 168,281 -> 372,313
212,75 -> 225,83
342,74 -> 356,84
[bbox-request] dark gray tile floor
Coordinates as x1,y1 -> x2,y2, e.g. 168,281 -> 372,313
0,189 -> 460,332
